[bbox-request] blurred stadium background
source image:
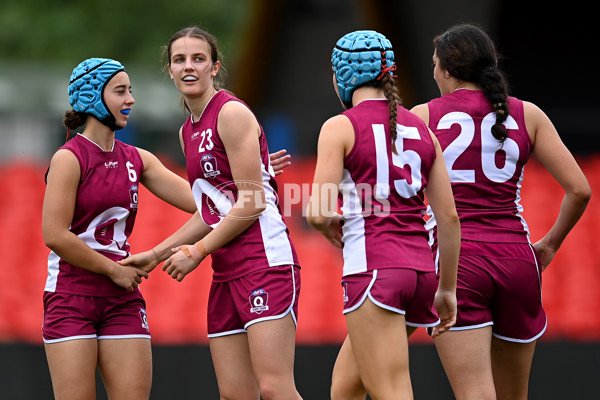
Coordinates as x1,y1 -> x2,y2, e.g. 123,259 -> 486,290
1,0 -> 598,398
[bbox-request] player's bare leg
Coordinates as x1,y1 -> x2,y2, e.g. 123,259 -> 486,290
331,336 -> 367,400
98,338 -> 152,400
491,337 -> 536,400
331,323 -> 417,400
210,333 -> 260,400
45,339 -> 98,400
345,298 -> 413,400
434,326 -> 496,400
247,313 -> 302,400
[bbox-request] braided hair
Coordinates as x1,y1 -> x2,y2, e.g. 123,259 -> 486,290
380,73 -> 401,154
434,24 -> 510,142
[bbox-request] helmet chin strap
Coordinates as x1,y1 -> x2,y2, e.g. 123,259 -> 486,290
100,114 -> 122,132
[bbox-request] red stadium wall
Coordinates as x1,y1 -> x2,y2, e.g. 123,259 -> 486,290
1,156 -> 599,344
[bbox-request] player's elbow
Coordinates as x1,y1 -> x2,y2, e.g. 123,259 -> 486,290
42,229 -> 64,252
305,201 -> 330,230
568,181 -> 592,213
576,184 -> 592,205
306,214 -> 329,231
437,210 -> 461,236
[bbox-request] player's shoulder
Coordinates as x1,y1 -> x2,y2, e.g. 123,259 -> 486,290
398,105 -> 430,133
409,103 -> 429,124
51,147 -> 79,166
220,97 -> 252,118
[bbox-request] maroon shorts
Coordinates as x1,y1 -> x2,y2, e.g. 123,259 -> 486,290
42,290 -> 150,343
450,240 -> 546,342
342,268 -> 439,327
206,265 -> 300,338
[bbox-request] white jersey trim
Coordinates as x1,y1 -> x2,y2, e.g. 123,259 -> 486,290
43,334 -> 97,344
343,270 -> 377,314
257,163 -> 295,266
449,321 -> 494,331
492,319 -> 547,343
44,251 -> 60,292
191,164 -> 295,267
340,169 -> 367,275
207,329 -> 246,338
97,334 -> 151,340
514,167 -> 531,242
368,292 -> 406,315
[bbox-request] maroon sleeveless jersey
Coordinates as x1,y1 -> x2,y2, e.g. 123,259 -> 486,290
426,90 -> 532,243
45,134 -> 144,296
181,90 -> 298,282
339,99 -> 437,276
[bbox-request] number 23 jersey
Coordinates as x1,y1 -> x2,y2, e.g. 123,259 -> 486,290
181,90 -> 298,282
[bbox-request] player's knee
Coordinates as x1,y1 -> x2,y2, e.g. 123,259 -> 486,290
330,380 -> 367,400
257,379 -> 299,400
257,383 -> 284,400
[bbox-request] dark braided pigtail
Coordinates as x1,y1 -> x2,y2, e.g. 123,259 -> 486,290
480,67 -> 509,142
376,48 -> 402,155
380,74 -> 402,154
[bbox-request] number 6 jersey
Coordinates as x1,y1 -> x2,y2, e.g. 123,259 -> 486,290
426,89 -> 532,243
181,90 -> 298,282
44,134 -> 143,296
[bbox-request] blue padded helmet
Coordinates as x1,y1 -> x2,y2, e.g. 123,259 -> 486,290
68,58 -> 125,130
331,30 -> 395,106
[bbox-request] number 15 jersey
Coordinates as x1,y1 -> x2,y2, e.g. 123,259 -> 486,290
340,99 -> 437,276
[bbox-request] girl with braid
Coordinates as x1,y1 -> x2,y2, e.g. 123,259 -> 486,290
329,24 -> 591,400
411,23 -> 591,400
306,30 -> 460,399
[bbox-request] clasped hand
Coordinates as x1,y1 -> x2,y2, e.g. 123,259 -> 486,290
162,246 -> 205,282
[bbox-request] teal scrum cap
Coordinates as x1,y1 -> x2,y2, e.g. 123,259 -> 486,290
68,58 -> 125,130
331,30 -> 396,107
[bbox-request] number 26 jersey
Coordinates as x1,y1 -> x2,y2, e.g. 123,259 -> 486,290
426,90 -> 532,243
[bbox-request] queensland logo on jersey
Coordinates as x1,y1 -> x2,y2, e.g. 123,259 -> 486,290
201,154 -> 221,178
139,308 -> 149,331
129,184 -> 139,209
105,161 -> 119,168
249,288 -> 269,314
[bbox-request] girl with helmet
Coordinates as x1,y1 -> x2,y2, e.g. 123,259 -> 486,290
306,30 -> 460,399
43,57 -> 292,399
42,57 -> 200,399
410,23 -> 591,400
120,26 -> 302,400
329,24 -> 592,400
